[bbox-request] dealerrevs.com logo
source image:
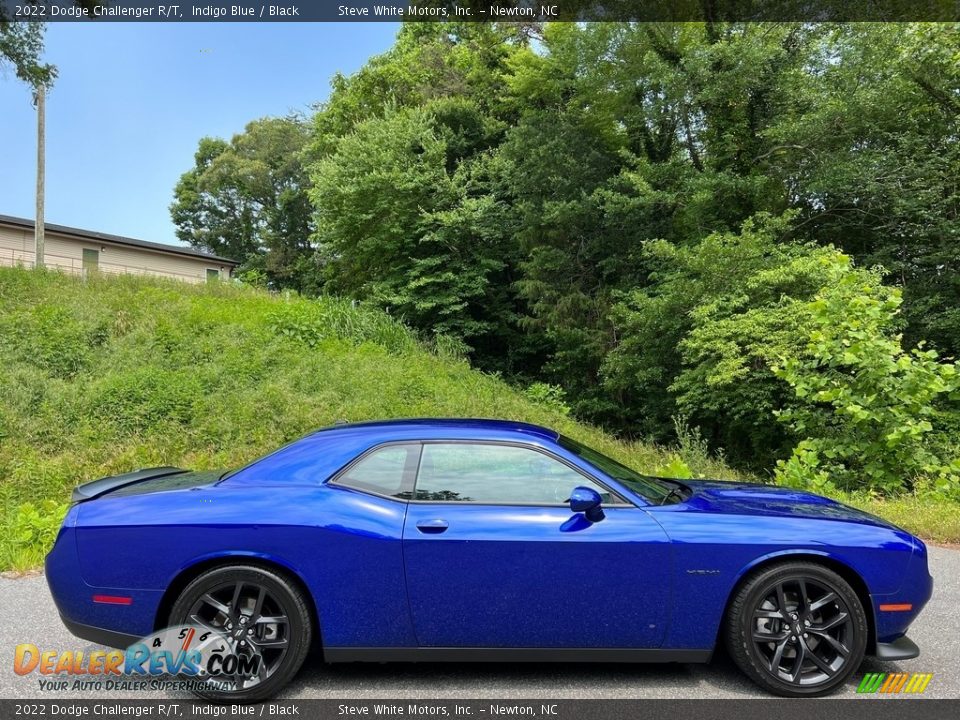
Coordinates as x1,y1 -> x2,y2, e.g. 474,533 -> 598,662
856,672 -> 934,694
13,625 -> 262,693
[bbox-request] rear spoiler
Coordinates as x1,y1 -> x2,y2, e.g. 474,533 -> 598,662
71,466 -> 188,503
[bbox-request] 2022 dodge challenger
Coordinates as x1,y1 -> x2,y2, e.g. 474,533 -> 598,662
47,419 -> 932,700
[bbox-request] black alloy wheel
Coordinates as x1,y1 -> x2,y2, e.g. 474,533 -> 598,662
726,561 -> 868,697
170,565 -> 313,702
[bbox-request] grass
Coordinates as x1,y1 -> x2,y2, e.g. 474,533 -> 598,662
1,267 -> 956,571
0,267 -> 738,571
841,494 -> 960,546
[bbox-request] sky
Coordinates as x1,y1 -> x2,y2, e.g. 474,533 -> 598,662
0,22 -> 400,246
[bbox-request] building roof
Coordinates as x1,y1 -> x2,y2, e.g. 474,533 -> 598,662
0,214 -> 240,266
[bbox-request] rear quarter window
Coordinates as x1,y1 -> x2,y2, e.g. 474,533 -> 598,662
332,443 -> 419,499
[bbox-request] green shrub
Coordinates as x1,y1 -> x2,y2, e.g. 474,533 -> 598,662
604,213 -> 842,469
10,500 -> 67,549
0,305 -> 106,378
87,369 -> 202,435
523,382 -> 571,415
1,500 -> 68,570
773,257 -> 960,497
267,298 -> 417,354
235,268 -> 269,289
654,456 -> 694,480
430,333 -> 469,363
672,415 -> 715,471
268,302 -> 327,347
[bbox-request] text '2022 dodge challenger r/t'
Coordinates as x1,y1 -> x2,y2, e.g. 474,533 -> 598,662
46,419 -> 933,700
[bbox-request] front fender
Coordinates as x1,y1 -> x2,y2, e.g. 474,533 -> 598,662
650,510 -> 916,650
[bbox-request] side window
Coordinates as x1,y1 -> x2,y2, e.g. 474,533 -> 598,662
414,443 -> 609,505
334,444 -> 418,499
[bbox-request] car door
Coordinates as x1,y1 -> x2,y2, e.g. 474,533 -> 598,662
402,441 -> 672,649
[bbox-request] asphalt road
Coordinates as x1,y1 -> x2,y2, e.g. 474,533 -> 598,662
1,546 -> 957,700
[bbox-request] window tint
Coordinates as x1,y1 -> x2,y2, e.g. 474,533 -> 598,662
335,444 -> 418,498
558,435 -> 672,503
414,443 -> 609,504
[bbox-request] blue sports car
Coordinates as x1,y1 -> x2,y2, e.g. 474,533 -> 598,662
46,419 -> 932,700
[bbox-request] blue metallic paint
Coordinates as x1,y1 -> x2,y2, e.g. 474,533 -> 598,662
46,419 -> 932,661
403,503 -> 671,647
568,486 -> 601,512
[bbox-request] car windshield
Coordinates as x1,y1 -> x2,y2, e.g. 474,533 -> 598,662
558,436 -> 674,503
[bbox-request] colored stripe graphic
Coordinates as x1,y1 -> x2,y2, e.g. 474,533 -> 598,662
857,673 -> 886,693
879,673 -> 899,693
857,672 -> 932,694
891,673 -> 910,693
910,674 -> 934,694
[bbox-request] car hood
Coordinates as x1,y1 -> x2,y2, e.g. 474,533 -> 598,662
679,479 -> 900,529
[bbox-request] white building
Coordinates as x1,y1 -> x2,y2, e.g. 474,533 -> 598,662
0,214 -> 238,283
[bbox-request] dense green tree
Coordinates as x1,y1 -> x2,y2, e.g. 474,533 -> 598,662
172,20 -> 960,481
491,23 -> 811,428
310,101 -> 526,364
774,256 -> 960,497
770,24 -> 960,359
1,8 -> 55,90
170,117 -> 316,292
2,2 -> 104,90
0,22 -> 54,90
307,23 -> 538,371
604,214 -> 845,467
495,21 -> 960,467
309,23 -> 530,159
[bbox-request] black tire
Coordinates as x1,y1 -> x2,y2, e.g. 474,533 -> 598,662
725,561 -> 867,697
169,565 -> 313,702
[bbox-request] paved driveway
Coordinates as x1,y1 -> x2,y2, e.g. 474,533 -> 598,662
2,546 -> 957,699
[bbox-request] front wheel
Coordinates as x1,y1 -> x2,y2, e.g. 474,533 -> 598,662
169,565 -> 313,702
725,562 -> 868,697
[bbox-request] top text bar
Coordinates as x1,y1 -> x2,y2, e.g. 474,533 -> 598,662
2,1 -> 959,23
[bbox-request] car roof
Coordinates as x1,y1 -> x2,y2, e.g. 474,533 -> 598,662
311,418 -> 559,442
221,418 -> 564,488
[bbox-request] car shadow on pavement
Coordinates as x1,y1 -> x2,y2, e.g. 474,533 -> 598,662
280,649 -> 766,699
282,646 -> 925,699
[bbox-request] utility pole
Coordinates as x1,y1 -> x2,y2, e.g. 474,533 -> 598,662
34,84 -> 46,269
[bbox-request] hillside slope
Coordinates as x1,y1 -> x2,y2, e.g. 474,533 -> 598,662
0,268 -> 738,569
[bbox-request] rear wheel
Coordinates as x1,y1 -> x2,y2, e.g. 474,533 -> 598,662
725,562 -> 867,697
169,565 -> 312,702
